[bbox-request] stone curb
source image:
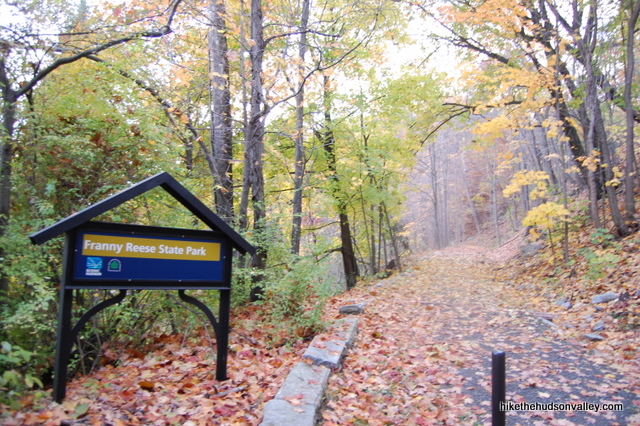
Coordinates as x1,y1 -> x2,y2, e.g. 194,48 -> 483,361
260,317 -> 358,425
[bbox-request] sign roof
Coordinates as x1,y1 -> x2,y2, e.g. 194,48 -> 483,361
29,172 -> 256,256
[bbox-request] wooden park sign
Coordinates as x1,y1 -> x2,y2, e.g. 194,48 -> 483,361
29,172 -> 255,402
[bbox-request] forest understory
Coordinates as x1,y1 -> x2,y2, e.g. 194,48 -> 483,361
2,225 -> 640,425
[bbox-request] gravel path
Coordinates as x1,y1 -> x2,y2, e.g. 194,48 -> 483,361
320,253 -> 639,425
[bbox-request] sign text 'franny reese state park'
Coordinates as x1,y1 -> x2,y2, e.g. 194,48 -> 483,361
73,225 -> 226,284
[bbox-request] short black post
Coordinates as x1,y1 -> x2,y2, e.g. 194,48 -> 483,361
492,350 -> 506,426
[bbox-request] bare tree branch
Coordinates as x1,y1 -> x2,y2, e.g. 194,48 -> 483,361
14,0 -> 183,100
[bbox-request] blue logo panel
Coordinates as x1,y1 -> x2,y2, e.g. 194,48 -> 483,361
73,230 -> 226,286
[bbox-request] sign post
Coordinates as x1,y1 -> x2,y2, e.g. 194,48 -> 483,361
30,173 -> 255,402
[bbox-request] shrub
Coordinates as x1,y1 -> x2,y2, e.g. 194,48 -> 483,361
0,341 -> 44,408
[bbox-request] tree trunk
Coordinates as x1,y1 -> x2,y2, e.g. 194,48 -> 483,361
238,0 -> 250,231
209,0 -> 234,223
338,210 -> 358,290
577,0 -> 629,235
290,0 -> 310,254
428,143 -> 441,249
369,204 -> 377,275
382,202 -> 402,273
378,207 -> 384,269
320,75 -> 358,290
623,0 -> 640,226
0,67 -> 16,298
488,153 -> 501,245
359,193 -> 376,275
460,151 -> 481,235
441,156 -> 450,247
576,2 -> 603,230
595,104 -> 628,235
536,127 -> 559,187
245,0 -> 268,300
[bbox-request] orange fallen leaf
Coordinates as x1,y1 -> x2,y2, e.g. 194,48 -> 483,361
138,380 -> 155,391
284,394 -> 305,406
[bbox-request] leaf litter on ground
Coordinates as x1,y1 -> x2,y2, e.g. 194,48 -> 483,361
321,246 -> 639,425
2,305 -> 310,425
3,243 -> 640,425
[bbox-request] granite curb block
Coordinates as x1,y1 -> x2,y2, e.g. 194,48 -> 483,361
303,316 -> 358,369
260,317 -> 358,425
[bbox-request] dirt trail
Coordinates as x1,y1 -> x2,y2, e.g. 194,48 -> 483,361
321,250 -> 639,425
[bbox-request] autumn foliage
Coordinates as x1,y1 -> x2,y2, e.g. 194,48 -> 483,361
1,0 -> 640,423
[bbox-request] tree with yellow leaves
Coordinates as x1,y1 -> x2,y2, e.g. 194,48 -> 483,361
504,170 -> 570,261
410,0 -> 640,237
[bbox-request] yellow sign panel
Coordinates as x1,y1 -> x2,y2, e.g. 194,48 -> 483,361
81,234 -> 220,261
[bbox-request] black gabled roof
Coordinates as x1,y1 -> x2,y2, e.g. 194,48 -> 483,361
29,172 -> 256,255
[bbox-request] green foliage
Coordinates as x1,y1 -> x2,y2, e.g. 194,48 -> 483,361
574,229 -> 621,282
229,213 -> 339,339
0,218 -> 59,385
229,257 -> 260,307
577,247 -> 621,282
589,228 -> 618,248
14,60 -> 175,216
258,254 -> 336,340
0,342 -> 44,408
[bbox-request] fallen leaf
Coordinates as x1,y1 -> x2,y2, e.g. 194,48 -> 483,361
284,394 -> 305,406
138,380 -> 155,391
